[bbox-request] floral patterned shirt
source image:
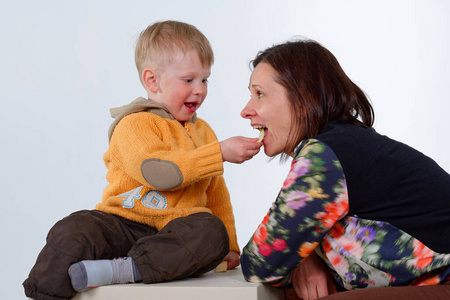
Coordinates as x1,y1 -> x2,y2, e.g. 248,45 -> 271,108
241,135 -> 450,290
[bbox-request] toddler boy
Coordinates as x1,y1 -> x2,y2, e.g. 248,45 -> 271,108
23,20 -> 261,300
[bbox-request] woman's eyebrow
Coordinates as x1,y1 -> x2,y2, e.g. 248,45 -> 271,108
249,84 -> 262,90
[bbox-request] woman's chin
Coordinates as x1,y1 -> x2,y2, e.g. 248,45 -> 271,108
263,144 -> 285,157
263,145 -> 275,157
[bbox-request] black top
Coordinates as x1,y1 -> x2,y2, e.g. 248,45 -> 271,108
317,121 -> 450,252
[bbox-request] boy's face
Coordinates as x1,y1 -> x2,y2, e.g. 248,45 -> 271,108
154,49 -> 211,122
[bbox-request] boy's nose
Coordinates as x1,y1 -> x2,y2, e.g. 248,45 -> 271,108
193,82 -> 206,95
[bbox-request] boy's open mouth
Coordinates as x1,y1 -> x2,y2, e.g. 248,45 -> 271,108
185,102 -> 199,112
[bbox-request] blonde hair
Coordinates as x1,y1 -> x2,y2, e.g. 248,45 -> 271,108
135,20 -> 214,77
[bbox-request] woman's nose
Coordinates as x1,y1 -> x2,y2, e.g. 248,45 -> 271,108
240,100 -> 255,119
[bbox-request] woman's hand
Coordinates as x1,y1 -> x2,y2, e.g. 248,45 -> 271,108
291,251 -> 337,300
221,250 -> 240,269
220,137 -> 262,164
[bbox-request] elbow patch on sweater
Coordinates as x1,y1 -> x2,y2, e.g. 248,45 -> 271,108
141,159 -> 183,190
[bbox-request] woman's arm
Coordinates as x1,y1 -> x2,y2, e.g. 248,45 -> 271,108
240,139 -> 349,286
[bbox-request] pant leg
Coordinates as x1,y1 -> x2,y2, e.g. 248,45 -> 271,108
318,281 -> 450,300
129,212 -> 230,283
23,210 -> 154,300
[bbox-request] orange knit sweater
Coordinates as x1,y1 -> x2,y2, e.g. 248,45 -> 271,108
96,98 -> 239,253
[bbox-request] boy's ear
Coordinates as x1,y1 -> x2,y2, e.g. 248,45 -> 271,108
142,68 -> 159,93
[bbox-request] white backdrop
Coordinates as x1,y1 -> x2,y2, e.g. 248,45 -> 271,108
2,1 -> 449,299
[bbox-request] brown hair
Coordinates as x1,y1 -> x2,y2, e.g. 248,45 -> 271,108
135,20 -> 214,76
252,39 -> 374,157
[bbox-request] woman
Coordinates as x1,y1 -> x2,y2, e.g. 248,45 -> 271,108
240,39 -> 450,300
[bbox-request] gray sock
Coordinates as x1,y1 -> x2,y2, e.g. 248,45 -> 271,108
68,257 -> 138,292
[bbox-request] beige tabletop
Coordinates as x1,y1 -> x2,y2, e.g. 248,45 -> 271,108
72,267 -> 284,300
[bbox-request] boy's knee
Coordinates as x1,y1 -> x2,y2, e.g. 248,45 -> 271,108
46,210 -> 113,257
48,211 -> 91,239
161,213 -> 228,248
176,212 -> 229,258
167,212 -> 228,241
201,213 -> 229,245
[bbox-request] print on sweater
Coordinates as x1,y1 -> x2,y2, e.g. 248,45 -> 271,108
119,186 -> 143,208
142,190 -> 167,209
119,186 -> 167,209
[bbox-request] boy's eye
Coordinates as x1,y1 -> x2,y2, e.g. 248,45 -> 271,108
184,79 -> 193,83
202,79 -> 209,83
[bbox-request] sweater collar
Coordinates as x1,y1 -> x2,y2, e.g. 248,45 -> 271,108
108,97 -> 197,140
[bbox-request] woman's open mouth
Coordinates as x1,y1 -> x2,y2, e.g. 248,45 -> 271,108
253,126 -> 266,142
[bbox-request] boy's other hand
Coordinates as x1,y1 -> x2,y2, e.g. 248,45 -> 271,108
221,250 -> 240,270
220,136 -> 262,164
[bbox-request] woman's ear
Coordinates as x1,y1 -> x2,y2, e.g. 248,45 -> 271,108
142,68 -> 159,93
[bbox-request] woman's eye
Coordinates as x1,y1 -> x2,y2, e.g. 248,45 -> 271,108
250,89 -> 263,99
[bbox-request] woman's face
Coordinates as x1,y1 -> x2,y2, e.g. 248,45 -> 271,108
241,62 -> 295,157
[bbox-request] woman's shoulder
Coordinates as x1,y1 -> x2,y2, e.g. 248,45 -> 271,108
316,121 -> 375,143
293,138 -> 343,174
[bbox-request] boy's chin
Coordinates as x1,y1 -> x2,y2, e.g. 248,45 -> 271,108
177,112 -> 195,122
175,116 -> 194,123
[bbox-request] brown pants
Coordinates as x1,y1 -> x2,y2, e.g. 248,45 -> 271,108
285,280 -> 450,300
23,210 -> 229,300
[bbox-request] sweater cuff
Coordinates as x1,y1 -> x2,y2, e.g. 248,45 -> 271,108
194,141 -> 224,177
